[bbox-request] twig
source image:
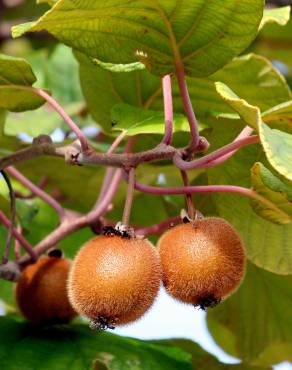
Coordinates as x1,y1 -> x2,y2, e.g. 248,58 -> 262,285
1,170 -> 16,264
136,216 -> 181,236
133,182 -> 288,219
205,126 -> 254,167
173,135 -> 259,170
86,170 -> 123,224
122,167 -> 135,226
162,74 -> 173,145
6,166 -> 66,221
175,64 -> 200,151
0,211 -> 36,261
180,170 -> 195,219
0,139 -> 178,171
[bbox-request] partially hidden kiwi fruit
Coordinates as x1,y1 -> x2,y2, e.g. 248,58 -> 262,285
158,217 -> 246,309
68,235 -> 161,329
15,255 -> 76,325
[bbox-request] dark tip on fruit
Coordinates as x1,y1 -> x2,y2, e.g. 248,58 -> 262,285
89,316 -> 117,330
102,226 -> 131,239
195,295 -> 221,311
48,249 -> 63,258
182,216 -> 190,224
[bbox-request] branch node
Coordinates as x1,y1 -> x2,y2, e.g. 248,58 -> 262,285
0,261 -> 21,282
32,135 -> 53,146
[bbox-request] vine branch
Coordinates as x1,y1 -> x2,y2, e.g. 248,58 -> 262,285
6,166 -> 66,221
162,74 -> 173,145
1,170 -> 16,264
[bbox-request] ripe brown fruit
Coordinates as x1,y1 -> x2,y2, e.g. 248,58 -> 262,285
15,255 -> 76,325
68,235 -> 161,329
158,217 -> 246,308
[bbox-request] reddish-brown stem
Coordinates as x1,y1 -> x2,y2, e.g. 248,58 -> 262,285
14,224 -> 22,261
122,167 -> 135,226
175,65 -> 200,151
86,170 -> 123,224
162,74 -> 173,145
1,170 -> 16,264
6,166 -> 66,221
0,211 -> 36,260
174,135 -> 259,170
107,131 -> 127,154
206,126 -> 254,167
34,89 -> 89,152
95,131 -> 127,207
180,170 -> 195,219
136,216 -> 181,236
133,182 -> 286,218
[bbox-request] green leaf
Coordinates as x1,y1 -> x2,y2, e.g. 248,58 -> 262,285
93,59 -> 146,73
0,54 -> 45,112
215,82 -> 261,130
208,120 -> 292,274
157,339 -> 272,370
0,317 -> 192,370
12,0 -> 264,77
259,120 -> 292,181
259,6 -> 291,31
207,263 -> 292,366
250,162 -> 292,224
111,103 -> 191,136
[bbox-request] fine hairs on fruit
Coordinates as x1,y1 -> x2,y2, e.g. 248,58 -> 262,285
158,217 -> 246,309
15,253 -> 77,325
68,233 -> 161,329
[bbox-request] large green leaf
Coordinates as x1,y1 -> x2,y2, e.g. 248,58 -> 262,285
12,0 -> 264,77
0,317 -> 192,370
207,263 -> 292,366
250,162 -> 292,224
259,120 -> 292,181
0,54 -> 45,112
207,120 -> 292,274
76,52 -> 292,134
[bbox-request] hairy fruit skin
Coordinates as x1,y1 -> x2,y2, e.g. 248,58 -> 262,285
15,256 -> 77,325
158,218 -> 246,307
68,235 -> 161,327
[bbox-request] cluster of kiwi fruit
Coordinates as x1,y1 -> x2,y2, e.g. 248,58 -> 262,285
15,216 -> 246,328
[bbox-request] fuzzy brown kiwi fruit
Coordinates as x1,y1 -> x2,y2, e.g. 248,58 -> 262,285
158,217 -> 246,309
15,255 -> 77,325
68,235 -> 161,329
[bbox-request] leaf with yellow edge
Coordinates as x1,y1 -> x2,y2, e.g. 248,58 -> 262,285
215,82 -> 261,130
259,121 -> 292,181
250,162 -> 292,224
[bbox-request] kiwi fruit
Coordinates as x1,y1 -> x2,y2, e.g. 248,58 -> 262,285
15,255 -> 76,325
68,234 -> 161,329
158,217 -> 246,309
